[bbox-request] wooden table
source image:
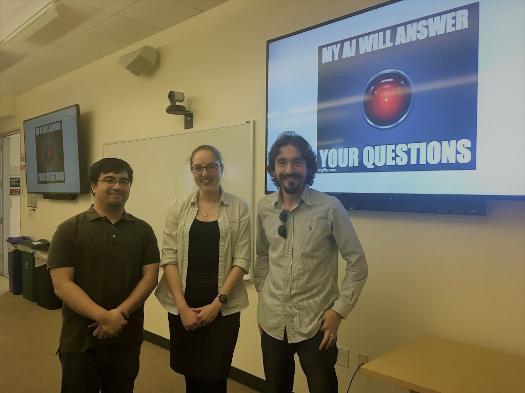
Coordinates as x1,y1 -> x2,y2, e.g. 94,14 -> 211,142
360,335 -> 525,393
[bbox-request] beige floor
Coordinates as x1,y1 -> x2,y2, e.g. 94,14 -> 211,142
0,276 -> 258,393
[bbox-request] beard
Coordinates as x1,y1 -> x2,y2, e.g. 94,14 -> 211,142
107,200 -> 124,208
278,173 -> 305,195
106,192 -> 126,209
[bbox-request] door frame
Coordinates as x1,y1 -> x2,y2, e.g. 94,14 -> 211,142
1,129 -> 21,276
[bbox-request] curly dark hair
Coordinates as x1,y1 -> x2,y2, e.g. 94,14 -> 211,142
267,131 -> 317,188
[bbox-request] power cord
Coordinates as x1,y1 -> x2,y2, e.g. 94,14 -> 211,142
345,363 -> 363,393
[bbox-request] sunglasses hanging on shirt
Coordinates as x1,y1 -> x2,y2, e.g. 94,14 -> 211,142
278,209 -> 288,238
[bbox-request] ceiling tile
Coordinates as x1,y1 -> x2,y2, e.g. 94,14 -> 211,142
0,0 -> 50,39
40,44 -> 101,69
0,47 -> 40,72
1,38 -> 42,56
118,0 -> 201,29
1,45 -> 99,94
24,1 -> 98,46
179,0 -> 228,11
0,62 -> 65,96
0,0 -> 33,26
0,48 -> 24,72
65,0 -> 140,14
60,33 -> 127,56
0,0 -> 227,95
87,15 -> 161,44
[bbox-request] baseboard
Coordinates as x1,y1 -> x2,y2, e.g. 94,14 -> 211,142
143,330 -> 170,349
229,366 -> 266,392
143,330 -> 265,392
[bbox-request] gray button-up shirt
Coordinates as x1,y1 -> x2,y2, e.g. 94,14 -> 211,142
253,187 -> 367,343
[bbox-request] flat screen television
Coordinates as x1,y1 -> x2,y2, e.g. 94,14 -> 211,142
266,0 -> 525,214
23,104 -> 87,196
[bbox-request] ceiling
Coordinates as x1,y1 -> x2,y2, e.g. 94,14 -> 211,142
0,0 -> 227,98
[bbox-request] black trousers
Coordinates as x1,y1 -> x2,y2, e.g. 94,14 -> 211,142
59,344 -> 141,393
261,330 -> 338,393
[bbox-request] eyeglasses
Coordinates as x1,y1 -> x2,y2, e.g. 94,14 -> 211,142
278,209 -> 288,238
98,177 -> 131,186
191,162 -> 222,174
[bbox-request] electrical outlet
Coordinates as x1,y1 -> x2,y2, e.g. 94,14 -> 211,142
336,346 -> 349,368
357,353 -> 369,365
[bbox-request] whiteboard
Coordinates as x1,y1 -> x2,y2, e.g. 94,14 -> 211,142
103,121 -> 255,337
103,121 -> 254,243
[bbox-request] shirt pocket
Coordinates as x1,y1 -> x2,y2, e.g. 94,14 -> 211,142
298,216 -> 331,259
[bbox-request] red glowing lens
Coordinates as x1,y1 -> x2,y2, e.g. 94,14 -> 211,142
363,70 -> 412,129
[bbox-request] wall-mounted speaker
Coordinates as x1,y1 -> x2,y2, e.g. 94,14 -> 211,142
118,45 -> 158,76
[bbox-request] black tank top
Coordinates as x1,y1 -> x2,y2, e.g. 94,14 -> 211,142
184,219 -> 220,308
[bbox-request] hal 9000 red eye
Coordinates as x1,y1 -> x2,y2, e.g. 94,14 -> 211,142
363,70 -> 412,129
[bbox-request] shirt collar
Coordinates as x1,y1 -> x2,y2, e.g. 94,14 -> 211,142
271,187 -> 312,209
86,205 -> 135,222
190,187 -> 229,207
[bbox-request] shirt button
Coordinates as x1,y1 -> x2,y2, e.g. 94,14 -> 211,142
112,234 -> 116,238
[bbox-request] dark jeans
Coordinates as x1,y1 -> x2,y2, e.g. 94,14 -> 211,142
261,330 -> 338,393
58,344 -> 141,393
185,375 -> 227,393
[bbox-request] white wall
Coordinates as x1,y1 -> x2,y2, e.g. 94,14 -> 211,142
10,1 -> 525,392
0,117 -> 17,133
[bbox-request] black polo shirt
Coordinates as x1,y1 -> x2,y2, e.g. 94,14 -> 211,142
47,207 -> 160,353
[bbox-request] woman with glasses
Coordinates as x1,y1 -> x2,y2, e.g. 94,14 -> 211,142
155,145 -> 251,393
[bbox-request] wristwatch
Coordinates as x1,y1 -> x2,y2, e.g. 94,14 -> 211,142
218,293 -> 228,304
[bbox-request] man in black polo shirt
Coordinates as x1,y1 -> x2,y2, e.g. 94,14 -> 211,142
48,158 -> 160,393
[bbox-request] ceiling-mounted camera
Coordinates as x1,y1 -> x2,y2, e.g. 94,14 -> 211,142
166,91 -> 193,128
